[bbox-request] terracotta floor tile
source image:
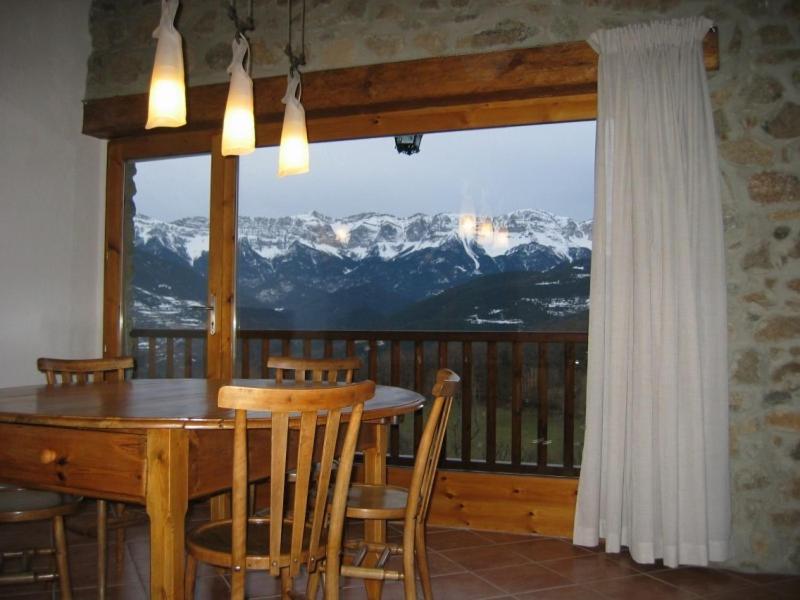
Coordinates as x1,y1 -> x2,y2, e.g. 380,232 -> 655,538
507,538 -> 594,562
604,550 -> 669,573
515,585 -> 607,599
428,571 -> 507,599
443,542 -> 533,571
425,528 -> 497,551
590,574 -> 697,599
650,567 -> 756,596
763,577 -> 800,599
475,563 -> 573,594
474,530 -> 542,544
540,554 -> 640,583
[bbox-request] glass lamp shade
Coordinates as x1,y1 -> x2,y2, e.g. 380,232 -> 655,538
146,0 -> 186,129
278,73 -> 309,177
221,38 -> 255,156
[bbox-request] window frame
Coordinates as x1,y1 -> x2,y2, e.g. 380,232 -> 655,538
99,34 -> 718,378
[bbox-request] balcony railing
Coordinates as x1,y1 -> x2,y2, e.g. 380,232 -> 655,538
128,328 -> 587,477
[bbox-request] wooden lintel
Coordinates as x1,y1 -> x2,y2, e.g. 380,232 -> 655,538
82,30 -> 718,140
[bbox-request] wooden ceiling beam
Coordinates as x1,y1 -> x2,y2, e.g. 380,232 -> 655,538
83,30 -> 718,140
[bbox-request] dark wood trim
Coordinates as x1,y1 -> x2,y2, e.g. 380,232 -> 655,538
102,143 -> 124,357
83,31 -> 718,140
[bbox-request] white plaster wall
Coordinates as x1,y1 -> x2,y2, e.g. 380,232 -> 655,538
0,1 -> 105,386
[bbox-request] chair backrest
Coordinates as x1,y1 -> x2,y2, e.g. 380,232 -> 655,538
405,369 -> 460,525
219,379 -> 376,579
266,356 -> 362,384
37,357 -> 135,385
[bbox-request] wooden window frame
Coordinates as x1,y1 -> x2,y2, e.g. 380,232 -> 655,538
95,35 -> 718,378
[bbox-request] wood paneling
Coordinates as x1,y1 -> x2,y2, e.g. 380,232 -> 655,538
83,31 -> 718,140
386,467 -> 578,538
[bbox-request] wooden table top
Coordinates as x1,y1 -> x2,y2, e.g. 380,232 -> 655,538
0,378 -> 424,430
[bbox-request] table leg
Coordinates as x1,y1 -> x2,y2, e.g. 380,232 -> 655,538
363,423 -> 388,600
146,429 -> 189,600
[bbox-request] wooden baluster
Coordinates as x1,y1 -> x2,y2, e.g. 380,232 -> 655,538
511,341 -> 522,467
303,338 -> 312,358
461,341 -> 472,467
166,337 -> 174,378
324,339 -> 333,358
486,341 -> 497,467
184,337 -> 192,378
346,339 -> 355,358
368,338 -> 377,381
563,342 -> 576,473
537,342 -> 549,471
148,337 -> 157,378
260,338 -> 270,378
241,338 -> 250,378
282,338 -> 290,356
390,340 -> 401,460
414,340 -> 424,450
438,341 -> 448,465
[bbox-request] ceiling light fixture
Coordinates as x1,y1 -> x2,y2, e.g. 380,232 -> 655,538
145,0 -> 186,129
221,0 -> 256,156
278,0 -> 310,177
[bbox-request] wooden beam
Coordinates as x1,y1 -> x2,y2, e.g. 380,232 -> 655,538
83,31 -> 718,140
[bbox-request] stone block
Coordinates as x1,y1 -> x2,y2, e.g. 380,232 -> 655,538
765,102 -> 800,139
720,137 -> 774,166
755,315 -> 800,341
748,171 -> 800,204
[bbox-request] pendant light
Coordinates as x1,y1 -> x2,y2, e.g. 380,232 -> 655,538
221,1 -> 256,156
278,0 -> 310,177
145,0 -> 186,129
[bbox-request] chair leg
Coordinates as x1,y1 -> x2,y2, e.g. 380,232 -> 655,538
307,567 -> 321,600
402,522 -> 417,600
231,565 -> 246,600
184,554 -> 197,599
280,568 -> 292,599
414,524 -> 433,600
53,514 -> 72,600
114,502 -> 126,568
97,499 -> 107,600
324,548 -> 341,600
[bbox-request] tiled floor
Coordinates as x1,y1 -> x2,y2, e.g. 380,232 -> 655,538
1,501 -> 797,599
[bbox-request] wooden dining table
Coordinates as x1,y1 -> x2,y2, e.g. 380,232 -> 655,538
0,378 -> 424,599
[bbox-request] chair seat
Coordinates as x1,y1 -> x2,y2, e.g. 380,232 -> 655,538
346,484 -> 408,520
0,485 -> 81,522
186,517 -> 326,570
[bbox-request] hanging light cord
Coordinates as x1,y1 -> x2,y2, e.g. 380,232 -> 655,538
228,0 -> 254,40
285,0 -> 307,75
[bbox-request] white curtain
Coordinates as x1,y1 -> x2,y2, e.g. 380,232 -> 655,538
573,17 -> 730,568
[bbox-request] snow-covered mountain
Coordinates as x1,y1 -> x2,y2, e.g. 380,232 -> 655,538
131,210 -> 592,330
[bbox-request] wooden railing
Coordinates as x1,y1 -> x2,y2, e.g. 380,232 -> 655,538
128,328 -> 588,476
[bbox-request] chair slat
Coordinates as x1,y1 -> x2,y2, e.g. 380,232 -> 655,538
269,412 -> 290,576
289,411 -> 318,576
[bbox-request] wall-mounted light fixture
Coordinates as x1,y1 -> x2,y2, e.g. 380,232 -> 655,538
395,134 -> 423,155
146,0 -> 186,129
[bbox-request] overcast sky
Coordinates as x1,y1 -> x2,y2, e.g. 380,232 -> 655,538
133,120 -> 595,222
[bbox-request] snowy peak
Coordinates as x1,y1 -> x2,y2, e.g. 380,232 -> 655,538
135,210 -> 592,265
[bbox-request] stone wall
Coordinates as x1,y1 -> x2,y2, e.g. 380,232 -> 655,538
86,0 -> 799,574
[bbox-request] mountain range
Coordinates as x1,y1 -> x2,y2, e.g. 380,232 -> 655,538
131,210 -> 592,331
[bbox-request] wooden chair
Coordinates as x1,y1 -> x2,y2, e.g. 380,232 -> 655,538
0,484 -> 81,599
267,356 -> 362,384
341,369 -> 460,600
36,356 -> 137,597
185,379 -> 376,600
